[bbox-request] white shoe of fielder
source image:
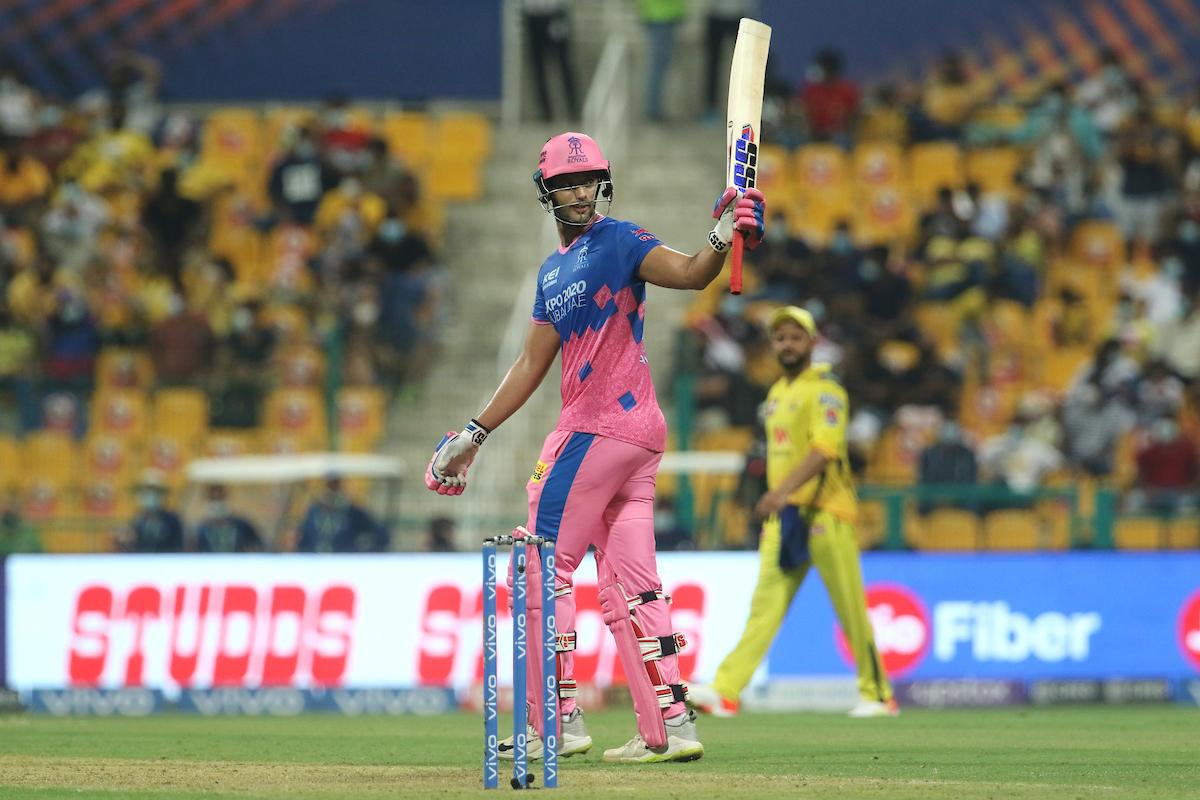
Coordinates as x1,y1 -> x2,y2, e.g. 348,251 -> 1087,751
848,698 -> 900,718
498,708 -> 592,760
602,710 -> 704,763
687,683 -> 740,717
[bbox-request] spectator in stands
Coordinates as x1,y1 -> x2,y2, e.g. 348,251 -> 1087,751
143,167 -> 201,283
363,138 -> 418,210
639,0 -> 685,122
149,292 -> 214,386
653,495 -> 693,551
0,66 -> 36,138
319,93 -> 373,175
1116,105 -> 1176,246
0,135 -> 51,221
856,83 -> 908,144
102,46 -> 161,135
1012,84 -> 1102,215
688,297 -> 767,428
425,515 -> 457,552
797,49 -> 859,145
920,191 -> 969,241
195,483 -> 263,553
1155,286 -> 1200,382
1049,286 -> 1093,347
28,103 -> 82,175
314,175 -> 386,249
915,51 -> 976,140
978,411 -> 1063,498
1166,215 -> 1200,297
119,470 -> 183,553
1127,416 -> 1198,516
42,288 -> 100,394
522,0 -> 581,122
994,210 -> 1045,309
916,420 -> 978,514
61,102 -> 156,194
966,181 -> 1009,243
1076,48 -> 1136,136
701,1 -> 755,122
296,474 -> 389,553
0,299 -> 40,432
1061,381 -> 1135,477
1071,337 -> 1140,395
0,497 -> 39,554
268,126 -> 337,226
40,181 -> 110,272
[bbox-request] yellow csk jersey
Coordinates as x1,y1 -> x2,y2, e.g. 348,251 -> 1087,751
764,363 -> 858,523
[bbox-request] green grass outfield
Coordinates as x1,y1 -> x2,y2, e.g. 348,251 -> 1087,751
0,707 -> 1196,799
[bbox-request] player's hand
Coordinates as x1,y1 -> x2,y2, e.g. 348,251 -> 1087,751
425,419 -> 490,495
734,188 -> 766,250
708,187 -> 766,252
754,488 -> 788,519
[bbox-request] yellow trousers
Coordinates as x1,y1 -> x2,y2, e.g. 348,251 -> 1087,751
712,510 -> 892,703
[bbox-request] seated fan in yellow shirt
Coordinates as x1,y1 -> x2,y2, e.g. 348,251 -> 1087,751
690,306 -> 897,718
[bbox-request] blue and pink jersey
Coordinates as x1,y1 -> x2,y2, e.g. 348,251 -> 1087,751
531,216 -> 667,453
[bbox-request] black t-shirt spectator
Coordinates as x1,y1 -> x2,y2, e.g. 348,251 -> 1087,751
268,154 -> 337,225
130,509 -> 184,552
197,515 -> 262,553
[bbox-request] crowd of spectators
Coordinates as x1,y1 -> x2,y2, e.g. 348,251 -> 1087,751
679,47 -> 1200,539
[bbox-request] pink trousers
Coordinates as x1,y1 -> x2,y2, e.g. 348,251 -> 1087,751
509,429 -> 685,721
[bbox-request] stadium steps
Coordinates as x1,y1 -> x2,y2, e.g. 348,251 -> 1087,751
386,123 -> 724,547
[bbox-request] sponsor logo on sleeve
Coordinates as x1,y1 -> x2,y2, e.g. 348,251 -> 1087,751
530,461 -> 548,482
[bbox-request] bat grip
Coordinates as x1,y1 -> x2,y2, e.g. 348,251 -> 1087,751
730,235 -> 744,295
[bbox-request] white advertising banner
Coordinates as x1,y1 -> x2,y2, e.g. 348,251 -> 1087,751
5,553 -> 759,697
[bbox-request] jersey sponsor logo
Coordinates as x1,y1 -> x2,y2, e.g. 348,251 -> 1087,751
631,227 -> 656,242
545,280 -> 588,324
1179,590 -> 1200,670
825,408 -> 839,426
772,427 -> 790,445
530,461 -> 548,483
818,392 -> 844,409
542,267 -> 560,288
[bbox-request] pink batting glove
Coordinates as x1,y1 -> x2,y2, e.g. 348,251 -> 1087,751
733,188 -> 766,250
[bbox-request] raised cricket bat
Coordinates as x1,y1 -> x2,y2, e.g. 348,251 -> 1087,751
725,18 -> 771,295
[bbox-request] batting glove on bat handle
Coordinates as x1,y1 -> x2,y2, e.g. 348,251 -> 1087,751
424,419 -> 490,495
734,188 -> 766,250
707,187 -> 739,253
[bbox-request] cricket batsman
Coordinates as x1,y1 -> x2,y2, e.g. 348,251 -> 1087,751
690,307 -> 897,718
426,132 -> 765,762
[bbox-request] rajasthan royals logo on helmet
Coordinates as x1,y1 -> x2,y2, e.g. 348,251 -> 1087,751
566,136 -> 587,163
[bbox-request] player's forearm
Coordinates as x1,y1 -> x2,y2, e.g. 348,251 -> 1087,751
474,354 -> 554,432
681,246 -> 728,290
773,450 -> 830,498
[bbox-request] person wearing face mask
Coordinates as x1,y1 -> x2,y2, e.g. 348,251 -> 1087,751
314,174 -> 385,244
295,475 -> 389,554
267,126 -> 337,226
195,484 -> 262,553
1128,416 -> 1199,516
119,470 -> 183,553
797,49 -> 859,145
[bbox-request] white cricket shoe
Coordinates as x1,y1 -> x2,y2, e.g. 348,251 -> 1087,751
498,708 -> 592,760
687,683 -> 740,717
602,710 -> 704,763
848,698 -> 900,718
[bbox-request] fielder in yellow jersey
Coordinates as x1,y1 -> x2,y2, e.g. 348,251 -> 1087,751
690,306 -> 896,718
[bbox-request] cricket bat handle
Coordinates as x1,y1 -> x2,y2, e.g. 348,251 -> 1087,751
730,234 -> 744,295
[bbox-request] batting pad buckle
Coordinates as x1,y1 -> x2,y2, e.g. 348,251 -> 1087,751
556,631 -> 577,652
558,679 -> 577,699
638,632 -> 687,662
654,683 -> 688,707
626,589 -> 668,611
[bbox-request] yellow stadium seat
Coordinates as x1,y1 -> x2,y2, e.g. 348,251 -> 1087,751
20,479 -> 74,523
79,477 -> 134,522
343,106 -> 378,136
910,509 -> 980,550
95,349 -> 154,391
90,389 -> 149,441
854,185 -> 915,245
337,386 -> 387,446
852,141 -> 905,187
82,434 -> 138,486
423,154 -> 484,202
152,388 -> 210,443
973,103 -> 1026,133
200,109 -> 264,185
261,303 -> 310,341
144,434 -> 196,489
22,431 -> 79,488
867,426 -> 920,484
966,147 -> 1023,197
278,344 -> 327,388
694,427 -> 754,453
1114,517 -> 1170,550
790,184 -> 854,245
908,142 -> 965,207
381,112 -> 432,165
263,225 -> 316,294
433,112 -> 492,160
794,143 -> 849,193
1037,346 -> 1089,392
751,144 -> 793,207
0,435 -> 18,492
1069,221 -> 1125,270
264,388 -> 328,445
856,500 -> 887,549
984,509 -> 1067,551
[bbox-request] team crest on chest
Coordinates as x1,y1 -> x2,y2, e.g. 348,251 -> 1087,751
575,244 -> 590,271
